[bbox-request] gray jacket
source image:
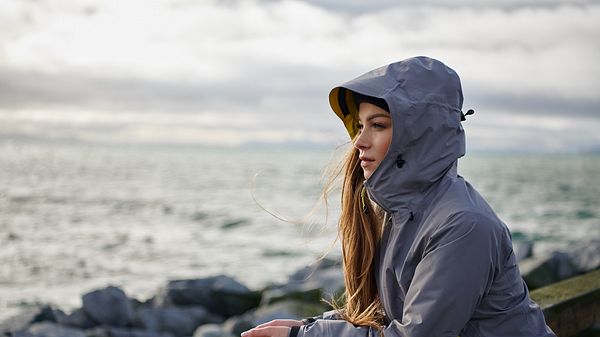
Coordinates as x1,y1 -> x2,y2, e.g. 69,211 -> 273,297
294,57 -> 556,337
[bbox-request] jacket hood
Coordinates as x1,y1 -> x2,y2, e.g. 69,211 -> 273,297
329,56 -> 466,214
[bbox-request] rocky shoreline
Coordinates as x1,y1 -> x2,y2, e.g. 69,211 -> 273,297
2,239 -> 599,337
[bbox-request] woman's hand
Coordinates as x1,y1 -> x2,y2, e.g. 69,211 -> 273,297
241,319 -> 303,337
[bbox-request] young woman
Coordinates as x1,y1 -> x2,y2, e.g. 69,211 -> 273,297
242,56 -> 556,337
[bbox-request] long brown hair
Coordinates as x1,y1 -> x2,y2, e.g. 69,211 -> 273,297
325,143 -> 385,330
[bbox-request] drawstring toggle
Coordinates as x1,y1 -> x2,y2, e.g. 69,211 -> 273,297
361,185 -> 370,215
460,109 -> 475,121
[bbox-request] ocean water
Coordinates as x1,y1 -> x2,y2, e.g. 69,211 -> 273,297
1,140 -> 599,320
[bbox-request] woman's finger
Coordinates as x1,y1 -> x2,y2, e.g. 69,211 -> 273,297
241,326 -> 291,337
253,320 -> 279,329
253,319 -> 303,329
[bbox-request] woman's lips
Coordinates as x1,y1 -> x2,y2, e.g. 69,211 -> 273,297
360,157 -> 375,167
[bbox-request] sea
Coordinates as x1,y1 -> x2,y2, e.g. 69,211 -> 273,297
1,140 -> 599,321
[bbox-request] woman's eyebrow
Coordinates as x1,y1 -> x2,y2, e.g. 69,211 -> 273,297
366,113 -> 390,121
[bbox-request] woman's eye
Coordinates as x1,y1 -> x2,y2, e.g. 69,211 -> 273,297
373,123 -> 385,129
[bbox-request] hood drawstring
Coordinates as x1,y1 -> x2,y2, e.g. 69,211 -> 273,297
460,109 -> 475,121
361,184 -> 370,215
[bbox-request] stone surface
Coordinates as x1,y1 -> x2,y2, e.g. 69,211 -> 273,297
136,306 -> 222,336
222,299 -> 327,336
513,240 -> 534,261
24,322 -> 85,337
250,300 -> 327,326
158,275 -> 261,318
520,251 -> 580,289
0,305 -> 62,335
530,269 -> 600,337
10,330 -> 37,337
82,286 -> 134,327
260,284 -> 322,306
221,316 -> 254,337
56,308 -> 96,329
568,239 -> 600,273
284,258 -> 344,302
288,258 -> 340,283
193,323 -> 235,337
86,326 -> 175,337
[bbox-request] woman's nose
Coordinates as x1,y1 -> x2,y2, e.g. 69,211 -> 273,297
354,130 -> 369,150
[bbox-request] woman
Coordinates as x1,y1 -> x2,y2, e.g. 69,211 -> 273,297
242,56 -> 556,337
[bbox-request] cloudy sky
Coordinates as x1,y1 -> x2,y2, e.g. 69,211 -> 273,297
1,0 -> 599,152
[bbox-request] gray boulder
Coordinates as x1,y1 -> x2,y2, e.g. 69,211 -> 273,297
221,316 -> 254,337
520,251 -> 579,289
193,324 -> 235,337
82,286 -> 134,327
222,299 -> 327,336
0,305 -> 63,335
288,258 -> 340,283
250,300 -> 327,326
513,240 -> 534,261
10,331 -> 36,337
56,308 -> 96,329
260,285 -> 322,306
86,326 -> 174,337
567,239 -> 600,273
24,322 -> 85,337
284,259 -> 344,302
135,306 -> 222,337
156,275 -> 261,318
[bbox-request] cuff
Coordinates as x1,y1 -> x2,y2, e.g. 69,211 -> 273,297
300,316 -> 319,325
289,326 -> 301,337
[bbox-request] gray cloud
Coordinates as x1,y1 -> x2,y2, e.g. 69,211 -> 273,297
2,63 -> 597,122
0,64 -> 332,113
466,87 -> 600,118
291,0 -> 600,13
0,0 -> 598,151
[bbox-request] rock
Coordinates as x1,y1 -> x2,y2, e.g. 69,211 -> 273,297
24,322 -> 85,337
82,286 -> 134,327
256,259 -> 342,313
221,299 -> 327,336
288,258 -> 340,283
193,324 -> 235,337
10,330 -> 36,337
303,268 -> 344,300
520,251 -> 579,289
250,300 -> 327,326
135,306 -> 222,337
56,308 -> 96,329
0,305 -> 63,335
513,240 -> 534,261
260,284 -> 322,306
284,259 -> 344,302
221,316 -> 254,337
567,239 -> 600,273
156,275 -> 261,318
86,326 -> 174,337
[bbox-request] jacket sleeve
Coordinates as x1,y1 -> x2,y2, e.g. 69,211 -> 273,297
301,308 -> 341,324
294,211 -> 499,337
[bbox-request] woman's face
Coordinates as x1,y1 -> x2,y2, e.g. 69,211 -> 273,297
353,102 -> 393,180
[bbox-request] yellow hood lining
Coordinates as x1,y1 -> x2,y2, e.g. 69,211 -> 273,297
329,87 -> 360,139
